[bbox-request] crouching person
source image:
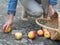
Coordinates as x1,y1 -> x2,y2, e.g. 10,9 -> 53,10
3,0 -> 43,30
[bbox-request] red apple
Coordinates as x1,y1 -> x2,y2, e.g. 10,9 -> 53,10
28,31 -> 36,39
43,29 -> 48,33
3,25 -> 7,32
37,30 -> 44,36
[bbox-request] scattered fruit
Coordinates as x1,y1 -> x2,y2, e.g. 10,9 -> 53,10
37,30 -> 44,36
14,32 -> 23,40
3,25 -> 12,33
44,31 -> 51,38
43,29 -> 48,32
28,31 -> 36,39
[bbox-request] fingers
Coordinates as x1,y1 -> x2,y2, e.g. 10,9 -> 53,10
3,23 -> 7,30
3,23 -> 9,31
50,12 -> 58,19
6,24 -> 9,30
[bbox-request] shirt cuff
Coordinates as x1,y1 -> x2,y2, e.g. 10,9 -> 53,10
49,2 -> 57,5
49,0 -> 57,5
7,10 -> 16,16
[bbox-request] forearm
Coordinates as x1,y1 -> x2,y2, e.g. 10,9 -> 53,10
8,14 -> 14,21
7,0 -> 18,16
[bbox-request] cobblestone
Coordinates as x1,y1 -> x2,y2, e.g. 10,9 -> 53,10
0,0 -> 60,45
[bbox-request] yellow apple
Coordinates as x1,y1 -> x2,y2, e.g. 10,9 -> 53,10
14,32 -> 23,40
4,25 -> 12,33
44,31 -> 51,38
37,30 -> 44,36
28,31 -> 36,39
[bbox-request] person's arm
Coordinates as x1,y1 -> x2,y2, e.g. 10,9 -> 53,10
3,0 -> 18,30
7,0 -> 18,23
49,0 -> 58,18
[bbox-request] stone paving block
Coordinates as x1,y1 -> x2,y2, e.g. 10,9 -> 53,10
0,0 -> 60,45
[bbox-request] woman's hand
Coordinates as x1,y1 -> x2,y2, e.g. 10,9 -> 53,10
3,19 -> 13,31
3,14 -> 14,30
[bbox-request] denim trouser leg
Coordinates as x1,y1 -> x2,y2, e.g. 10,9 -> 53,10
19,0 -> 43,16
27,0 -> 43,16
41,0 -> 49,14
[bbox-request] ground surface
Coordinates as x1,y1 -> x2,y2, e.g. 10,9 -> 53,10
0,0 -> 60,45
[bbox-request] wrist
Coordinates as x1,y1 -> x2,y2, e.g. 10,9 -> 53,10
9,14 -> 14,20
8,14 -> 14,23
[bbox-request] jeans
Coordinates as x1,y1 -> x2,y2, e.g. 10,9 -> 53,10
19,0 -> 43,16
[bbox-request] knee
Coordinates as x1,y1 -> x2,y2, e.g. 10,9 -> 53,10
27,6 -> 43,17
35,7 -> 43,15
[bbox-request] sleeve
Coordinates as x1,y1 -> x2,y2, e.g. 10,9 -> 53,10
7,0 -> 18,16
49,0 -> 57,5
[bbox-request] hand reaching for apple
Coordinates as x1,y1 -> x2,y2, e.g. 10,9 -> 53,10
3,20 -> 12,33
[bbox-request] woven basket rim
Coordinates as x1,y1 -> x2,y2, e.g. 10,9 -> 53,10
35,17 -> 59,32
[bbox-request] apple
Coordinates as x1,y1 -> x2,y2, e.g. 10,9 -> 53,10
37,30 -> 44,36
28,31 -> 36,39
44,31 -> 51,38
3,25 -> 12,33
14,32 -> 23,40
43,29 -> 48,33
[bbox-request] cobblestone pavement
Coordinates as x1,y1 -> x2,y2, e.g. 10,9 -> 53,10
0,0 -> 60,45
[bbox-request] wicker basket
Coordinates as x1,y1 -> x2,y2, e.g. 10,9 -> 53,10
35,11 -> 60,40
